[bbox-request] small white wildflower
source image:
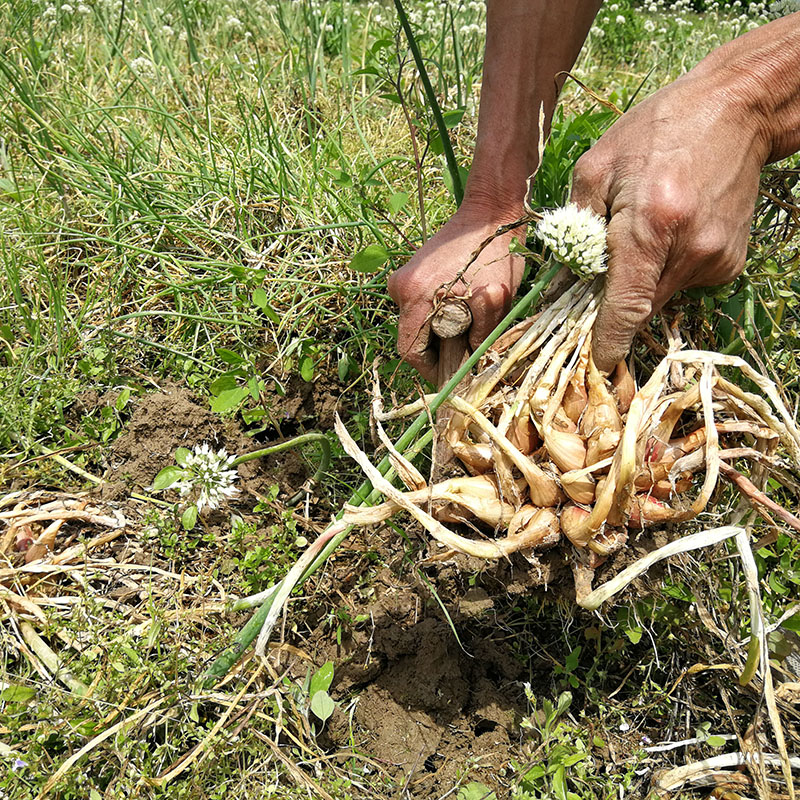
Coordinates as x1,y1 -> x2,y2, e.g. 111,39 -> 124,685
61,3 -> 74,12
77,3 -> 91,14
535,203 -> 607,280
130,56 -> 158,80
158,442 -> 239,512
615,14 -> 626,24
226,15 -> 244,32
643,19 -> 656,32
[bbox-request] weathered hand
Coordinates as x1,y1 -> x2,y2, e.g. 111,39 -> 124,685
388,207 -> 525,383
571,65 -> 771,372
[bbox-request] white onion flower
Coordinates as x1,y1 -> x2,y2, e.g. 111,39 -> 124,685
535,203 -> 608,280
162,442 -> 239,512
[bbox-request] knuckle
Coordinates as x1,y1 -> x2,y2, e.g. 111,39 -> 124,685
641,178 -> 695,235
386,270 -> 403,301
573,151 -> 604,187
685,228 -> 727,263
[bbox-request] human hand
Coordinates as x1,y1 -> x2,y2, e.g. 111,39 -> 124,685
571,68 -> 770,371
388,206 -> 526,383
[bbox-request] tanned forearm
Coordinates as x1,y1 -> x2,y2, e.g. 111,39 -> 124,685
465,0 -> 603,216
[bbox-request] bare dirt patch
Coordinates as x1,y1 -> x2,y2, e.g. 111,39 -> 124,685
105,385 -> 308,498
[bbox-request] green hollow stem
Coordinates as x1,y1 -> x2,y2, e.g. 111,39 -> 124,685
200,261 -> 560,687
231,433 -> 331,505
393,0 -> 464,206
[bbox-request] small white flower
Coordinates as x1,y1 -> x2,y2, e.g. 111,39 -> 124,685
130,56 -> 158,80
644,19 -> 656,32
159,443 -> 239,512
535,203 -> 608,280
77,3 -> 91,14
615,14 -> 626,24
61,3 -> 74,12
226,15 -> 244,32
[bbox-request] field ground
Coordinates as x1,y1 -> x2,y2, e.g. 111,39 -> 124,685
1,1 -> 800,798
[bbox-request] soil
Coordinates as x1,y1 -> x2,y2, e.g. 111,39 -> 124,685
104,384 -> 310,499
291,526 -> 663,797
55,386 -> 691,798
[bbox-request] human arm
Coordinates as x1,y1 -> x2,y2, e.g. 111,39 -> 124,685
388,0 -> 602,383
573,11 -> 800,372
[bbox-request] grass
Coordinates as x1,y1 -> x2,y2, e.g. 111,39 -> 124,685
1,0 -> 799,798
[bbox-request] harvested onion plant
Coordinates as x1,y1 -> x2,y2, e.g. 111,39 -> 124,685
340,207 -> 800,603
332,205 -> 800,792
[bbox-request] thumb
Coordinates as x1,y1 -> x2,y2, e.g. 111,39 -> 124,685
592,216 -> 664,372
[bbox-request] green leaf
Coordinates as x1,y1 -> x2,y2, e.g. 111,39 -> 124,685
552,765 -> 568,800
443,163 -> 470,200
310,689 -> 335,722
115,387 -> 131,411
309,661 -> 335,698
706,735 -> 726,747
457,782 -> 496,800
442,108 -> 465,129
210,374 -> 239,396
0,685 -> 36,703
555,691 -> 572,718
338,352 -> 352,382
247,376 -> 261,402
349,244 -> 389,273
216,348 -> 246,366
300,355 -> 314,382
561,752 -> 587,767
210,387 -> 249,413
252,288 -> 280,323
379,93 -> 402,104
330,169 -> 352,188
782,612 -> 800,632
564,646 -> 581,672
151,466 -> 185,492
174,447 -> 192,467
388,191 -> 409,214
181,505 -> 198,531
625,627 -> 643,644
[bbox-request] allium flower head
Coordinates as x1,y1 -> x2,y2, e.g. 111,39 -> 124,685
535,203 -> 608,280
164,442 -> 239,512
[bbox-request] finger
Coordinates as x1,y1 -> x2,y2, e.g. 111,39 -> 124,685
465,268 -> 517,353
396,302 -> 438,384
592,213 -> 665,373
